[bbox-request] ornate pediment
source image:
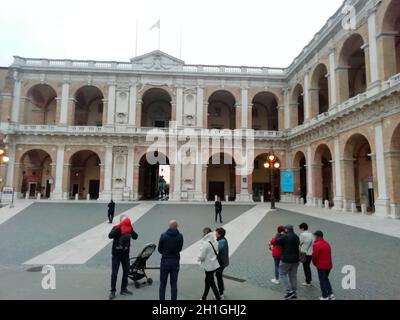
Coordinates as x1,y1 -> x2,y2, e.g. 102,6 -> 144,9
130,50 -> 185,71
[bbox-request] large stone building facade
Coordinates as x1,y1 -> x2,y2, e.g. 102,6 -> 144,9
1,0 -> 400,219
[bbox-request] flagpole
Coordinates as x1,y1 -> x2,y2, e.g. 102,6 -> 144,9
135,19 -> 138,57
158,19 -> 161,50
179,24 -> 182,59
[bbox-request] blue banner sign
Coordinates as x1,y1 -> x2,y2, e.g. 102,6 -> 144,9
281,170 -> 294,193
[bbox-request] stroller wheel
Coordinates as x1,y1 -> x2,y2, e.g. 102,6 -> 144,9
134,282 -> 140,289
147,278 -> 153,285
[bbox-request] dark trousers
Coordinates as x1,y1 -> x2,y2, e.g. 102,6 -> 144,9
159,259 -> 180,300
202,270 -> 221,300
215,209 -> 222,223
215,267 -> 225,295
273,257 -> 281,280
108,211 -> 114,223
317,269 -> 333,298
302,255 -> 312,284
111,253 -> 130,292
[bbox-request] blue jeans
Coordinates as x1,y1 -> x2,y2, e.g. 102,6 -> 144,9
273,257 -> 281,280
159,259 -> 180,300
317,269 -> 333,298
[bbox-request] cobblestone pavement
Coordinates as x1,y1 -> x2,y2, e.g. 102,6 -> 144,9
0,202 -> 399,300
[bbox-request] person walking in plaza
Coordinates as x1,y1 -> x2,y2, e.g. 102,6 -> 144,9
158,220 -> 184,300
215,227 -> 229,299
312,230 -> 335,300
268,225 -> 285,284
273,225 -> 300,300
107,199 -> 115,224
215,197 -> 223,223
108,215 -> 138,300
299,223 -> 314,287
198,227 -> 221,300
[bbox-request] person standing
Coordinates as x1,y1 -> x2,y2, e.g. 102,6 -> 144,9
107,200 -> 115,224
274,225 -> 300,300
312,230 -> 335,300
299,223 -> 314,287
158,220 -> 184,300
215,228 -> 229,299
268,225 -> 285,284
198,227 -> 221,300
215,197 -> 223,223
108,215 -> 138,300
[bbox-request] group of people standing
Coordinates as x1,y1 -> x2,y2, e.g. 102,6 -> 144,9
268,223 -> 334,300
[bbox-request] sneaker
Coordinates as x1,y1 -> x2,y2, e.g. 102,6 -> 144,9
120,289 -> 133,296
109,291 -> 116,300
302,282 -> 312,287
271,279 -> 280,284
220,294 -> 225,300
318,297 -> 329,300
328,294 -> 336,300
284,291 -> 297,300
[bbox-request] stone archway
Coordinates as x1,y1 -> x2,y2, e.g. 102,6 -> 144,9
138,151 -> 170,200
293,151 -> 307,204
343,134 -> 375,212
74,86 -> 104,126
291,84 -> 304,127
141,88 -> 172,128
69,150 -> 101,199
252,153 -> 281,202
252,92 -> 279,131
207,90 -> 236,130
207,153 -> 236,201
19,149 -> 53,199
313,144 -> 333,207
23,84 -> 57,125
310,64 -> 329,118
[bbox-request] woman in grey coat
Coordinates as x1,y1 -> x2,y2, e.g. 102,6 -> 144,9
215,227 -> 229,299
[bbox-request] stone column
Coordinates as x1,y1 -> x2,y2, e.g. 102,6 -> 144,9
241,87 -> 249,129
107,83 -> 116,126
304,70 -> 311,121
126,146 -> 135,200
306,145 -> 314,206
132,165 -> 140,201
135,100 -> 142,128
5,143 -> 16,187
202,164 -> 208,200
336,66 -> 350,104
196,86 -> 204,128
52,145 -> 65,200
10,74 -> 22,124
333,136 -> 343,210
176,86 -> 184,127
59,82 -> 70,126
374,120 -> 390,217
100,145 -> 113,200
328,48 -> 337,108
128,84 -> 137,127
194,162 -> 203,201
278,106 -> 285,131
171,163 -> 181,201
62,163 -> 71,200
284,88 -> 291,129
377,32 -> 398,80
367,5 -> 380,89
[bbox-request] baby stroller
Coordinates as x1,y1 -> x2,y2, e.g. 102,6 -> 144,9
128,243 -> 157,289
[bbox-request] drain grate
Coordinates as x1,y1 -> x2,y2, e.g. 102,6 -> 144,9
26,266 -> 43,272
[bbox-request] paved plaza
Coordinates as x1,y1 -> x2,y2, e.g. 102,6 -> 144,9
0,201 -> 399,300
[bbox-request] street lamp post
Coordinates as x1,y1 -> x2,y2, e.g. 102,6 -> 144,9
264,153 -> 280,210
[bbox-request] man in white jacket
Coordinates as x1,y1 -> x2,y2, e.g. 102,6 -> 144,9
299,222 -> 314,287
197,227 -> 221,300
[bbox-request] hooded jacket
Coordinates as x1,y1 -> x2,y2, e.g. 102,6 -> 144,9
158,227 -> 184,260
198,232 -> 220,272
273,226 -> 300,263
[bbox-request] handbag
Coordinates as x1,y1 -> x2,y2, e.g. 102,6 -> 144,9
299,236 -> 313,263
209,241 -> 223,267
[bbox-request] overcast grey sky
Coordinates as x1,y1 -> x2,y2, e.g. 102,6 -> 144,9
0,0 -> 344,68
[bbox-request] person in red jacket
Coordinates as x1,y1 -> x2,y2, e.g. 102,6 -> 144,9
312,230 -> 335,300
269,226 -> 285,284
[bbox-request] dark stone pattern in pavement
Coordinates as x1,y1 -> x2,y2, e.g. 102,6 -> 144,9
0,203 -> 136,268
227,209 -> 400,300
87,204 -> 255,268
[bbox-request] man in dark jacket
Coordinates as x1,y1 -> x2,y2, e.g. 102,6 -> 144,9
158,220 -> 184,300
215,197 -> 223,223
274,225 -> 300,300
107,200 -> 115,223
108,215 -> 138,300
